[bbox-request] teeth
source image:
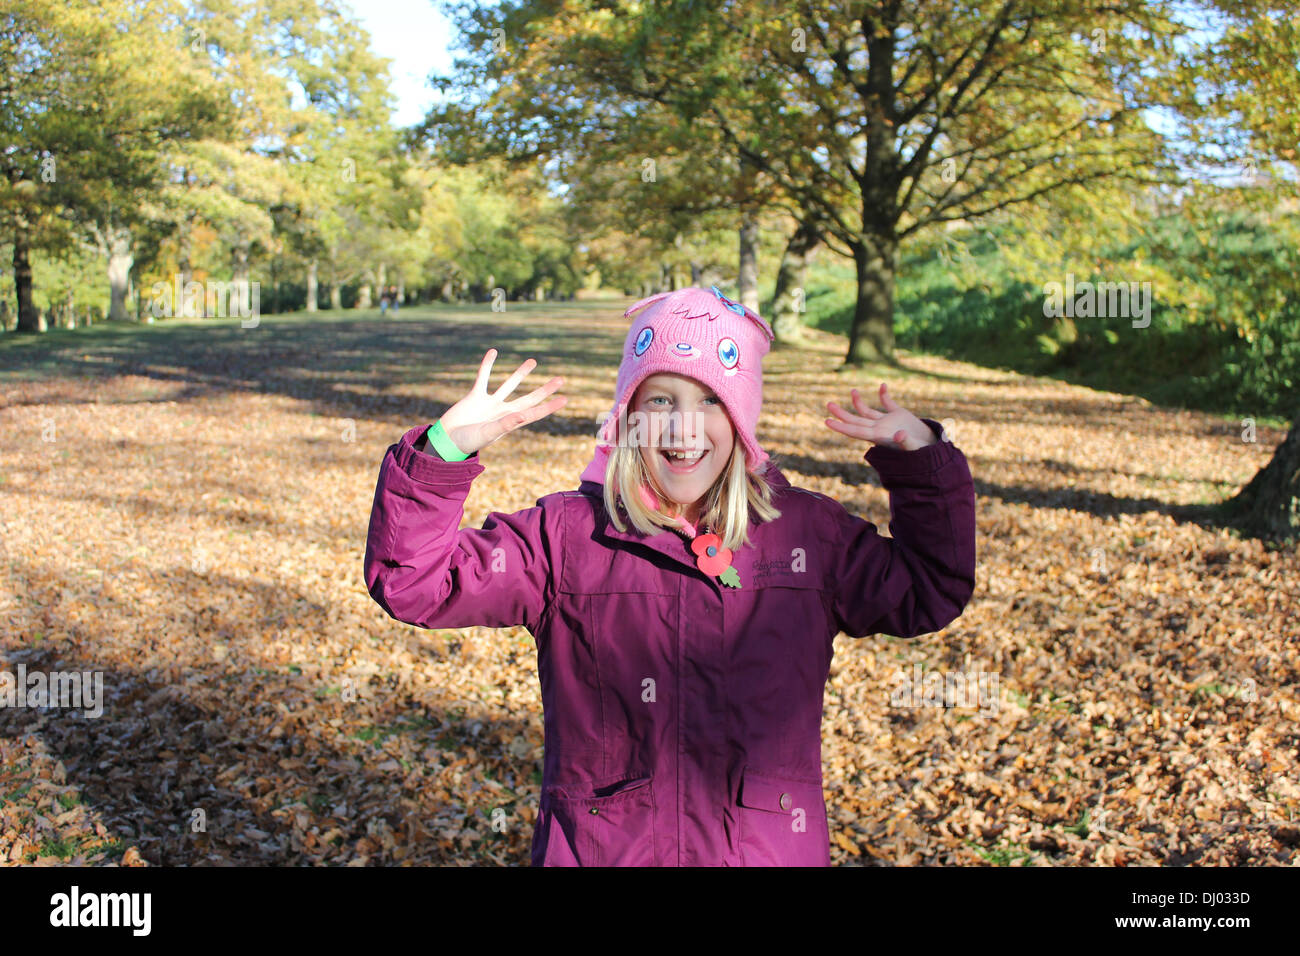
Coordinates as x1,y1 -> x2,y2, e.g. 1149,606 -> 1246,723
664,450 -> 705,461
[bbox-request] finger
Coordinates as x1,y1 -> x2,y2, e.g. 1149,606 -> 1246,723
497,393 -> 568,435
849,388 -> 882,418
503,375 -> 564,411
493,357 -> 538,401
472,349 -> 498,394
823,416 -> 879,442
878,382 -> 902,412
826,400 -> 871,424
516,393 -> 568,425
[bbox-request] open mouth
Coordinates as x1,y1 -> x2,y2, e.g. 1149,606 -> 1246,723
660,448 -> 708,473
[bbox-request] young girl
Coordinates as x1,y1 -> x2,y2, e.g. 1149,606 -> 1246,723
364,285 -> 976,867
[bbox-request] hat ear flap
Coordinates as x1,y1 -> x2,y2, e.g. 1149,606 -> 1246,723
623,291 -> 674,318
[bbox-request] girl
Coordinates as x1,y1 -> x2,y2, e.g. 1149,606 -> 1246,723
364,285 -> 976,867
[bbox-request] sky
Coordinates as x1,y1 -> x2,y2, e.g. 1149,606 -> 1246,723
344,0 -> 457,128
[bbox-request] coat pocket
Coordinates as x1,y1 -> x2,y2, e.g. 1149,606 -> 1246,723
539,773 -> 657,867
736,765 -> 829,867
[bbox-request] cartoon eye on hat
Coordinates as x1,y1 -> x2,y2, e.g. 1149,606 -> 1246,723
634,326 -> 654,356
672,342 -> 700,358
717,337 -> 740,374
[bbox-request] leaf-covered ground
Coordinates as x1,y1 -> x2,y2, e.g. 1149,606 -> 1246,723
1,302 -> 1297,866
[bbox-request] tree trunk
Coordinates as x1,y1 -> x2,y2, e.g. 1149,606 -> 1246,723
736,148 -> 761,312
1223,407 -> 1300,544
13,231 -> 40,333
771,220 -> 822,345
845,232 -> 898,365
330,265 -> 343,310
306,260 -> 319,312
655,263 -> 675,293
231,245 -> 251,316
738,209 -> 760,313
178,222 -> 198,317
106,227 -> 134,321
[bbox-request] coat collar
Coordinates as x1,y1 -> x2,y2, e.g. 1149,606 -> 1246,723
576,465 -> 793,594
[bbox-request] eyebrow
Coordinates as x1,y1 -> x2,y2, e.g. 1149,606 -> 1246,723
644,387 -> 718,398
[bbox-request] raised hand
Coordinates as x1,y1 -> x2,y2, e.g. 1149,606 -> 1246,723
437,349 -> 567,456
824,382 -> 937,451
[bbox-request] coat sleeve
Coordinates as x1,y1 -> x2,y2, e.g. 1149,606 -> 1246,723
363,424 -> 561,634
828,418 -> 976,639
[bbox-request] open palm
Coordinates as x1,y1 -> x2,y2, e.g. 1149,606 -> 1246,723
438,349 -> 567,456
824,382 -> 936,451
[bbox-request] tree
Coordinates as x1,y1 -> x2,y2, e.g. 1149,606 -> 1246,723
2,1 -> 204,328
1177,0 -> 1300,544
426,3 -> 795,307
434,0 -> 1185,365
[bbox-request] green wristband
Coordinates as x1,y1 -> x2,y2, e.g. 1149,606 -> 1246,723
426,419 -> 472,461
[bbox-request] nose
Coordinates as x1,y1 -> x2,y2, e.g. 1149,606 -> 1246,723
663,407 -> 698,447
666,414 -> 681,445
670,405 -> 702,447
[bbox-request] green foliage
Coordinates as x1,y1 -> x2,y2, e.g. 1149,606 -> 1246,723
803,191 -> 1300,420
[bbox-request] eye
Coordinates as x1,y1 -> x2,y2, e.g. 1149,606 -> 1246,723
717,337 -> 739,369
634,327 -> 654,356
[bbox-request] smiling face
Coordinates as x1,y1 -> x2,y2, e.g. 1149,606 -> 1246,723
631,373 -> 735,525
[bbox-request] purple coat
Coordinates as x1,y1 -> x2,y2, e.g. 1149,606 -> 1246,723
364,418 -> 976,866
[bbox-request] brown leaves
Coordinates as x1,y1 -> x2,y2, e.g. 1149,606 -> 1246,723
1,310 -> 1296,867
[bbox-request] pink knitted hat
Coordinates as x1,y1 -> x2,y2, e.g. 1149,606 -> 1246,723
580,286 -> 776,491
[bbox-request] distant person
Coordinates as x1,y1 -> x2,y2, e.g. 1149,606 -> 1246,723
362,285 -> 977,866
379,288 -> 391,314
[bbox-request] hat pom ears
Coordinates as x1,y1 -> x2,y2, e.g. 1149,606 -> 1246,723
708,285 -> 775,344
625,287 -> 776,344
623,291 -> 675,319
743,306 -> 776,348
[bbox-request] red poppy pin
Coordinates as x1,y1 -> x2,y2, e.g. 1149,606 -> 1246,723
691,533 -> 742,589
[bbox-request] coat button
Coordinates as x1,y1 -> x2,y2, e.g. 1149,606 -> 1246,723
779,792 -> 792,811
590,808 -> 599,815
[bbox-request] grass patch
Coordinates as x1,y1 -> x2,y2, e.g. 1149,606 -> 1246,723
965,837 -> 1035,866
350,713 -> 438,747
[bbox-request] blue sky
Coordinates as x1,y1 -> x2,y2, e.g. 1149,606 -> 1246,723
345,0 -> 456,127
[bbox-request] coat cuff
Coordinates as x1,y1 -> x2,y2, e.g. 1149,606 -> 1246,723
394,423 -> 484,487
863,418 -> 958,479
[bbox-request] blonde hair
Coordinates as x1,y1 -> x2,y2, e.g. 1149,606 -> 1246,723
602,438 -> 782,551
